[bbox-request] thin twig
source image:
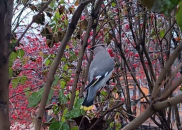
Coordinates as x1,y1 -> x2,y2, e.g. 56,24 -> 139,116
8,0 -> 53,56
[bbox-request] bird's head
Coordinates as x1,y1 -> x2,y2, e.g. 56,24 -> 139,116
88,44 -> 106,54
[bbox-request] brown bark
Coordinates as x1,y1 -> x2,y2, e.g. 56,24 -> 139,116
122,93 -> 182,130
152,42 -> 182,100
123,64 -> 133,121
0,0 -> 13,129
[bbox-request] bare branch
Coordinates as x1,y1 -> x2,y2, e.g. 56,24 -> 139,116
122,93 -> 182,130
152,42 -> 182,100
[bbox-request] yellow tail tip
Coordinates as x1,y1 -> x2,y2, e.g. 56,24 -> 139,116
80,105 -> 93,111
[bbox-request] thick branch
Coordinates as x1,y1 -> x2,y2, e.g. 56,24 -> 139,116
152,42 -> 182,100
122,93 -> 182,130
160,75 -> 182,101
0,0 -> 12,129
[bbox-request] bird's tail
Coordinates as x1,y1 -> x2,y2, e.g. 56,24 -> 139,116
80,97 -> 94,111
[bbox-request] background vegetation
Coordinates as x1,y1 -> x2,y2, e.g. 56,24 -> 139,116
0,0 -> 182,129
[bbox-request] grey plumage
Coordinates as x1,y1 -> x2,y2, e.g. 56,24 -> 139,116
88,46 -> 115,82
81,45 -> 115,110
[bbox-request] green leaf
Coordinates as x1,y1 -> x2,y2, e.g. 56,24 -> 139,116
64,19 -> 68,26
63,64 -> 68,71
47,89 -> 53,105
11,76 -> 27,88
74,98 -> 84,108
59,0 -> 65,4
69,51 -> 77,61
28,87 -> 44,107
64,98 -> 85,120
55,12 -> 60,19
53,105 -> 60,114
61,57 -> 66,61
71,126 -> 79,130
60,80 -> 66,89
12,78 -> 19,88
19,76 -> 27,84
49,121 -> 69,130
61,108 -> 68,122
75,90 -> 79,96
52,76 -> 59,86
28,87 -> 53,107
175,1 -> 182,31
116,123 -> 121,130
68,92 -> 71,99
159,29 -> 165,38
111,1 -> 116,7
101,90 -> 107,96
9,68 -> 13,78
17,49 -> 25,58
49,21 -> 56,27
24,87 -> 30,98
59,89 -> 67,104
12,76 -> 27,88
65,108 -> 83,119
44,55 -> 51,66
9,52 -> 17,67
141,0 -> 180,15
110,122 -> 114,127
45,59 -> 50,66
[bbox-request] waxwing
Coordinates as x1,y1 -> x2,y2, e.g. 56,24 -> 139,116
81,45 -> 115,111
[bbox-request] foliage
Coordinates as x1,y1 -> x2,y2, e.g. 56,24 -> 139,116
141,0 -> 180,15
175,0 -> 182,31
49,121 -> 69,130
140,0 -> 182,31
8,0 -> 182,129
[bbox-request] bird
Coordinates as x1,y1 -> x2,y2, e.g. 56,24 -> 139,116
81,45 -> 115,111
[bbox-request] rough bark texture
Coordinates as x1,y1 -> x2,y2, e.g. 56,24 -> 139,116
0,0 -> 13,129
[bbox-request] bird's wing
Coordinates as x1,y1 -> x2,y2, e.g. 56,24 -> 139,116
86,57 -> 114,90
84,75 -> 104,90
88,56 -> 114,81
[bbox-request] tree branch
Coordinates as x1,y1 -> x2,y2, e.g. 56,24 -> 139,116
122,93 -> 182,130
34,1 -> 92,129
152,42 -> 182,100
8,0 -> 53,56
